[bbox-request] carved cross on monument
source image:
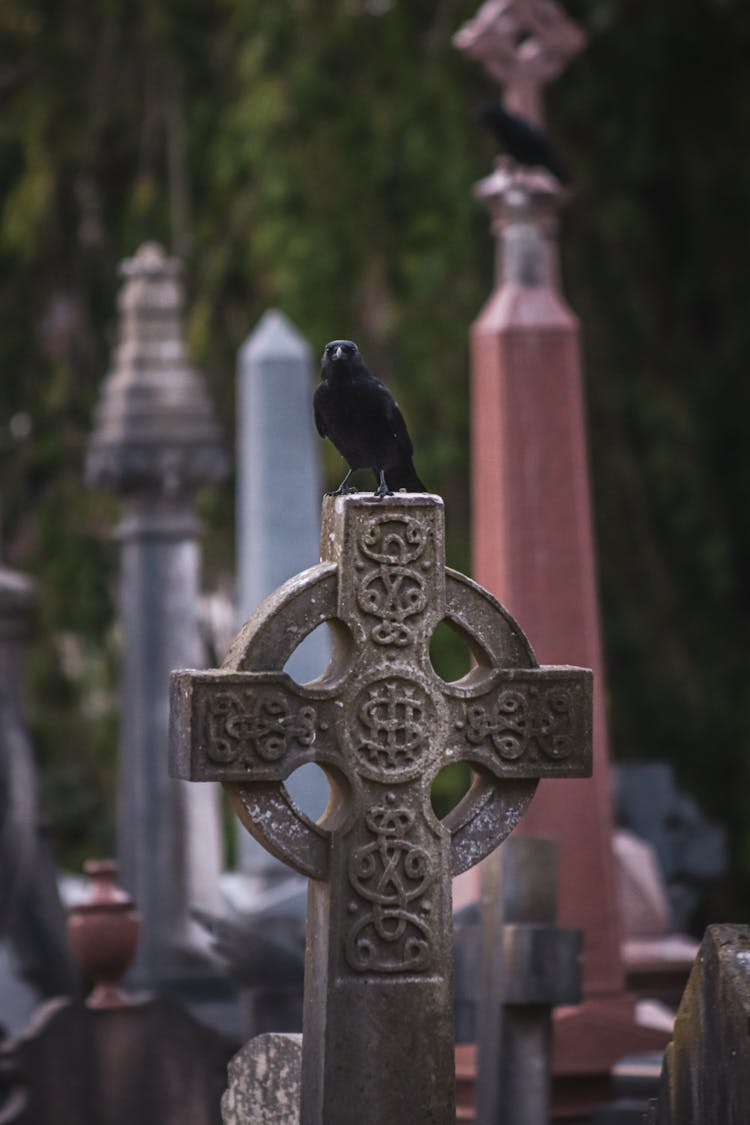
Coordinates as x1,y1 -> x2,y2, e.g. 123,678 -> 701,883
453,0 -> 586,124
170,494 -> 592,1125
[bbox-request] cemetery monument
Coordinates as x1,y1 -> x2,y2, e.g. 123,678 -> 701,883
171,491 -> 593,1122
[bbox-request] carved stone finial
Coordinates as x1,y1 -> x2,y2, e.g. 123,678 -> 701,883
454,0 -> 586,124
86,242 -> 227,500
475,166 -> 563,290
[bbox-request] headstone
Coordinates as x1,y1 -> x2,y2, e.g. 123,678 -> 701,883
85,243 -> 230,996
0,566 -> 75,1033
233,309 -> 328,886
170,493 -> 593,1124
455,0 -> 672,1098
221,1033 -> 301,1125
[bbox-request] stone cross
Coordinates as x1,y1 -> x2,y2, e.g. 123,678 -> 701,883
170,494 -> 592,1125
453,0 -> 586,125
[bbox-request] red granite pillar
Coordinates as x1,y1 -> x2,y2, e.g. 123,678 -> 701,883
469,168 -> 669,1105
471,172 -> 622,997
454,5 -> 670,1112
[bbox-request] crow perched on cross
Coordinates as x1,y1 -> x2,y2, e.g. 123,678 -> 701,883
476,102 -> 569,183
313,339 -> 425,498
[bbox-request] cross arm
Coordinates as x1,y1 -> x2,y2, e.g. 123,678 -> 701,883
169,669 -> 336,784
445,666 -> 592,780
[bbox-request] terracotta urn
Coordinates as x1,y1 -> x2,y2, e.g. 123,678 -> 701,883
67,859 -> 141,1008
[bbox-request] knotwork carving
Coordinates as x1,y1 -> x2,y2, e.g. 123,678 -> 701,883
350,676 -> 434,780
355,513 -> 430,646
202,688 -> 316,767
345,794 -> 434,974
460,685 -> 575,762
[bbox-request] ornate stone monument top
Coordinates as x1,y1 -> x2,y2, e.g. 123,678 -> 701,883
170,493 -> 592,1124
454,0 -> 586,124
86,241 -> 227,500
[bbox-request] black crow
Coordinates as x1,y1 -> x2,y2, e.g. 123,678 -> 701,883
314,339 -> 426,498
476,102 -> 569,183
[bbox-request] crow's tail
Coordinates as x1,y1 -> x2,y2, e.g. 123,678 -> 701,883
385,459 -> 427,493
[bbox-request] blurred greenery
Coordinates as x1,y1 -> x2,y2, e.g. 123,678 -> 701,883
0,0 -> 748,924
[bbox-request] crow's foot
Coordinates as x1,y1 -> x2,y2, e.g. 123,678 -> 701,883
325,484 -> 358,497
373,470 -> 393,499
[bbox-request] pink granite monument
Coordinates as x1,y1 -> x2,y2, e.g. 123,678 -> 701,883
455,1 -> 670,1115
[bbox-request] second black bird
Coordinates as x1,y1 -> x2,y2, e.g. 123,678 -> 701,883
475,102 -> 569,184
314,339 -> 425,498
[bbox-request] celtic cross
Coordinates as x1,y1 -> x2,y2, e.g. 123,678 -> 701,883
170,494 -> 592,1125
454,0 -> 586,125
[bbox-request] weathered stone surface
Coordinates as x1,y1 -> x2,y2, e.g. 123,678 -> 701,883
170,493 -> 592,1125
221,1033 -> 301,1125
650,924 -> 750,1124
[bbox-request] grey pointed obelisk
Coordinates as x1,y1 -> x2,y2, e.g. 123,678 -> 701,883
234,310 -> 330,884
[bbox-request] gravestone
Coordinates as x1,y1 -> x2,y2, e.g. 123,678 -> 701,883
648,925 -> 750,1125
171,493 -> 592,1123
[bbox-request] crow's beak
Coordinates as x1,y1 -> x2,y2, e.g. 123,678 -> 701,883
335,346 -> 343,360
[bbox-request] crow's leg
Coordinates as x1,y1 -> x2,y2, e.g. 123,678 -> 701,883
326,468 -> 358,497
373,469 -> 393,499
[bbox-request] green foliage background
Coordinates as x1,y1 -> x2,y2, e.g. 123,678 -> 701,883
0,0 -> 748,920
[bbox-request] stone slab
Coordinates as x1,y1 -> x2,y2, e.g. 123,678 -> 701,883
221,1033 -> 301,1125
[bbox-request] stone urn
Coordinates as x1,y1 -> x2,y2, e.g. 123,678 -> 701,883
67,859 -> 141,1008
